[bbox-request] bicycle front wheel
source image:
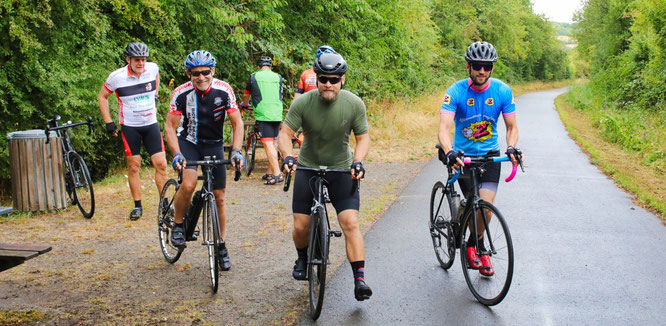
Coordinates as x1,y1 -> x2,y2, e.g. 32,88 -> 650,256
308,207 -> 328,320
203,193 -> 220,293
69,152 -> 95,218
157,179 -> 182,263
460,201 -> 513,306
429,181 -> 456,269
244,133 -> 257,176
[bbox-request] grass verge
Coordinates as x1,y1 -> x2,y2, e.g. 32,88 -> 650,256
555,94 -> 666,220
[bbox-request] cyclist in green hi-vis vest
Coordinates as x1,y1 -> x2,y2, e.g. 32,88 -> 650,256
241,56 -> 285,185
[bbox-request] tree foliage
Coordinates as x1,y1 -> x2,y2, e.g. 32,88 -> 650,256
0,0 -> 568,189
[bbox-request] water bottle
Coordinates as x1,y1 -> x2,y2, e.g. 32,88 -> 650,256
185,190 -> 203,240
448,192 -> 462,223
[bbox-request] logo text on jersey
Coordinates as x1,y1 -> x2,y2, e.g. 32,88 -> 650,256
214,97 -> 222,106
443,94 -> 451,105
485,98 -> 494,106
467,98 -> 474,106
134,95 -> 149,102
461,120 -> 492,142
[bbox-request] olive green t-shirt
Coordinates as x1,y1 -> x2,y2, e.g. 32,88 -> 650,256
284,89 -> 369,169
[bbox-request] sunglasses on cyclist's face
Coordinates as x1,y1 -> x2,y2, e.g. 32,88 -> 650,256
470,63 -> 493,72
317,75 -> 342,85
190,69 -> 212,77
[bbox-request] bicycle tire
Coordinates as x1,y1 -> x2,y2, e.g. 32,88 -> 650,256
460,201 -> 513,306
64,172 -> 76,204
308,207 -> 328,320
429,181 -> 456,269
69,152 -> 95,218
157,179 -> 183,263
204,193 -> 220,293
244,133 -> 257,176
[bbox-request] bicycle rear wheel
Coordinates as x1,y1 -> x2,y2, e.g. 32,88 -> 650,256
308,207 -> 328,320
460,201 -> 513,306
157,179 -> 183,263
244,133 -> 257,176
429,181 -> 456,269
69,152 -> 95,218
203,193 -> 220,293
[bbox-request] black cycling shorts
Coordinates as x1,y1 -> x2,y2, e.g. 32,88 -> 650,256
257,121 -> 281,141
120,123 -> 165,157
457,150 -> 501,198
292,168 -> 360,215
178,138 -> 227,190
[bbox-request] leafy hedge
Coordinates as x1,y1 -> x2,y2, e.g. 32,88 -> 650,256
0,0 -> 569,190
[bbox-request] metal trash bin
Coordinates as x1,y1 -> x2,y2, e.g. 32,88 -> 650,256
7,130 -> 67,211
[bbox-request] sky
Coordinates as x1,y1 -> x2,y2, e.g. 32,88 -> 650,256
531,0 -> 584,23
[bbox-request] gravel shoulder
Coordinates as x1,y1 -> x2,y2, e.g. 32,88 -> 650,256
0,159 -> 426,325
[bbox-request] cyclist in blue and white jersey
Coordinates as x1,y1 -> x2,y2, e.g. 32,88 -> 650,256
98,42 -> 168,221
438,41 -> 524,277
164,50 -> 244,271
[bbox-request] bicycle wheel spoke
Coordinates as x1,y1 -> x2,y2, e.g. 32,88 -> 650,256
157,179 -> 182,263
69,152 -> 95,218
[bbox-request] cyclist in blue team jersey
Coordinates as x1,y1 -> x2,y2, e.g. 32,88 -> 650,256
438,41 -> 524,277
98,42 -> 168,220
164,50 -> 244,271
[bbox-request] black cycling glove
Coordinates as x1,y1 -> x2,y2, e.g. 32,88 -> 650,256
283,156 -> 297,172
105,122 -> 117,136
505,146 -> 522,160
350,161 -> 365,178
446,150 -> 461,167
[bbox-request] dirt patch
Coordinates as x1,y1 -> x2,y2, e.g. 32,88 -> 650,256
0,157 -> 426,325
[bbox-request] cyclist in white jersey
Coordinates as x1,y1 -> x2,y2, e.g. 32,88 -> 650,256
98,42 -> 168,220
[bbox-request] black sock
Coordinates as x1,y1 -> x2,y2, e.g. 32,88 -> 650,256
174,222 -> 184,228
134,200 -> 142,208
296,247 -> 308,261
350,260 -> 365,281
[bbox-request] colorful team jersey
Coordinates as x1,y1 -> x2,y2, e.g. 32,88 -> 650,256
440,78 -> 516,156
295,68 -> 317,93
169,78 -> 239,145
103,62 -> 159,127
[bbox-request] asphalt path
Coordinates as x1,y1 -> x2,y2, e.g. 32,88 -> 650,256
298,88 -> 666,325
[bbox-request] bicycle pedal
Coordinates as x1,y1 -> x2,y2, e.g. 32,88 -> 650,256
330,230 -> 342,237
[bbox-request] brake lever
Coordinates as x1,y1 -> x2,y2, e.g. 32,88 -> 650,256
87,116 -> 94,135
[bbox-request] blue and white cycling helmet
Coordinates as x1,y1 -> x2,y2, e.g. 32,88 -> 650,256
184,50 -> 216,70
316,45 -> 336,58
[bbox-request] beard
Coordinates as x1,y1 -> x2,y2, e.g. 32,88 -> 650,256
470,73 -> 491,86
320,89 -> 339,103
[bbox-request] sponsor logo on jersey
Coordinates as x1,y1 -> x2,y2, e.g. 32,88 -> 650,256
462,120 -> 492,142
214,97 -> 223,106
146,83 -> 152,91
485,98 -> 494,106
467,98 -> 475,106
443,94 -> 451,105
133,95 -> 149,102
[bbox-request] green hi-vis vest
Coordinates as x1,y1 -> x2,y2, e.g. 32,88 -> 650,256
249,69 -> 283,121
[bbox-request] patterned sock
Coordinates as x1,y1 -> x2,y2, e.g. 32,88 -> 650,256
350,260 -> 365,281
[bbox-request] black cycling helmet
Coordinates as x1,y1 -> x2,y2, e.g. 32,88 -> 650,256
464,41 -> 498,63
313,52 -> 347,76
256,56 -> 273,67
124,42 -> 149,58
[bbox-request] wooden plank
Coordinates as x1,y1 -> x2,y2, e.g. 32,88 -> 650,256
0,249 -> 39,259
0,258 -> 24,272
51,138 -> 66,208
35,139 -> 46,211
0,244 -> 52,254
18,139 -> 29,211
9,139 -> 21,210
43,138 -> 54,209
25,139 -> 36,211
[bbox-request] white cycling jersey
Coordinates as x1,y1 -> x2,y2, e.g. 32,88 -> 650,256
103,62 -> 159,127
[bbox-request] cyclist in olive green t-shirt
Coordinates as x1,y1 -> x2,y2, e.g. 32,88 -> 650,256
278,52 -> 372,302
241,56 -> 284,185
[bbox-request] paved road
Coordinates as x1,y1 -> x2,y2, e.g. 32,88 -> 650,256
298,88 -> 666,325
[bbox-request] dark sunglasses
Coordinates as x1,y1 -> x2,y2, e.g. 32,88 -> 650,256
190,69 -> 212,77
317,75 -> 342,84
470,63 -> 493,71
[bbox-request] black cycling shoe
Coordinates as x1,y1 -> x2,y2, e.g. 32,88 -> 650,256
218,246 -> 231,271
129,207 -> 143,220
292,258 -> 307,280
354,278 -> 373,301
171,225 -> 186,248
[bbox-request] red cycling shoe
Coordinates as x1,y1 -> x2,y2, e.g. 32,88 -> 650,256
466,247 -> 483,269
479,255 -> 494,276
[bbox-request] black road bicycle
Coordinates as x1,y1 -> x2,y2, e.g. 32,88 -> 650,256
283,166 -> 358,320
429,147 -> 523,305
45,115 -> 95,218
157,156 -> 240,293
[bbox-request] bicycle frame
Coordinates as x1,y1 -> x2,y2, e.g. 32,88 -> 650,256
45,115 -> 93,165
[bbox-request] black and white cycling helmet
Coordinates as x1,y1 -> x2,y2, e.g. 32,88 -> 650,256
313,52 -> 347,76
464,41 -> 498,63
124,42 -> 149,57
256,56 -> 273,67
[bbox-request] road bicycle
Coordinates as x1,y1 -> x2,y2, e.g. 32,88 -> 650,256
283,165 -> 358,320
44,115 -> 95,218
157,156 -> 241,293
429,147 -> 523,305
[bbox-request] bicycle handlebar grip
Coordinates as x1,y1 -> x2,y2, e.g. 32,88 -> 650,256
234,165 -> 241,181
283,173 -> 292,192
463,157 -> 471,164
505,164 -> 518,183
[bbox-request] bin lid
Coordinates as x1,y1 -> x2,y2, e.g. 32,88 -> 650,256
6,129 -> 57,140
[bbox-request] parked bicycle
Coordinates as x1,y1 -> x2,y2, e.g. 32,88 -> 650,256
44,115 -> 95,218
429,146 -> 523,305
283,165 -> 358,320
157,156 -> 240,293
